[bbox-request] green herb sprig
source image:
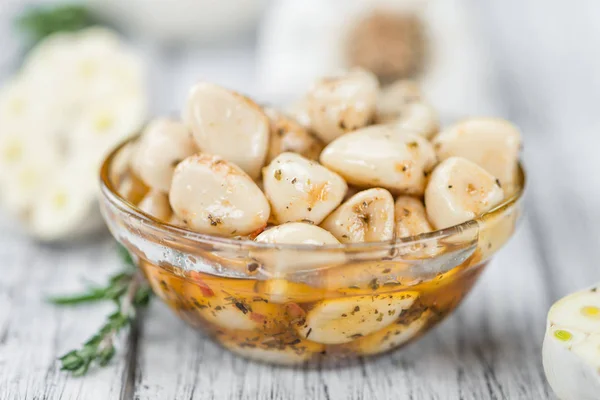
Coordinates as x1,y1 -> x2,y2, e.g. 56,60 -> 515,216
16,4 -> 96,46
50,245 -> 152,376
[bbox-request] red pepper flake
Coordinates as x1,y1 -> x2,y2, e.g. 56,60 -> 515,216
285,302 -> 306,325
188,271 -> 215,297
250,312 -> 266,324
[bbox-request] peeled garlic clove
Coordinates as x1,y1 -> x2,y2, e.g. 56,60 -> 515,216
306,68 -> 379,143
169,154 -> 270,236
543,284 -> 600,400
263,152 -> 347,225
321,188 -> 394,243
255,222 -> 340,246
199,294 -> 286,332
253,222 -> 344,275
394,196 -> 432,239
132,118 -> 197,192
376,79 -> 422,123
285,98 -> 313,129
117,172 -> 149,205
219,332 -> 324,365
256,279 -> 328,304
350,308 -> 432,356
168,214 -> 187,228
138,190 -> 172,221
183,82 -> 269,179
389,102 -> 439,139
297,291 -> 418,345
109,141 -> 137,187
432,118 -> 521,188
424,157 -> 504,230
264,108 -> 323,162
320,125 -> 436,195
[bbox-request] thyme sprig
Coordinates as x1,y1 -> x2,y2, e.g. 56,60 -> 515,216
51,245 -> 151,376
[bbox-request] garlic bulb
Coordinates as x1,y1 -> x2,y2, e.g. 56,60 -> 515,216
257,0 -> 497,116
0,27 -> 147,240
543,284 -> 600,400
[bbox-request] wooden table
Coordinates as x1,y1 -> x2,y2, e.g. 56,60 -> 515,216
2,1 -> 600,399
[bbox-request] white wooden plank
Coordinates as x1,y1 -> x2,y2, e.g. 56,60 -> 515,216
0,222 -> 133,400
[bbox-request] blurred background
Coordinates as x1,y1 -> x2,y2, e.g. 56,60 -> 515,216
0,0 -> 598,245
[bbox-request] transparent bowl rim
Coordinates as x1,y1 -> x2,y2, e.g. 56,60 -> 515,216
100,138 -> 526,252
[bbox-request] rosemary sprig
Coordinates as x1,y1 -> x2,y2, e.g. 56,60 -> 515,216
52,245 -> 152,376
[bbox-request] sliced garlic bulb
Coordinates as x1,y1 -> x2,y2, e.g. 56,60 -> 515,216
321,188 -> 395,243
543,284 -> 600,400
432,118 -> 521,188
297,291 -> 418,345
376,79 -> 422,123
138,191 -> 172,221
262,152 -> 347,224
132,118 -> 197,192
394,196 -> 432,239
424,157 -> 504,230
265,108 -> 323,162
169,154 -> 270,236
320,125 -> 436,195
350,308 -> 432,355
305,68 -> 379,143
183,82 -> 269,179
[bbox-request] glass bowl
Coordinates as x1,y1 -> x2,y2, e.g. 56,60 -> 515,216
99,139 -> 526,366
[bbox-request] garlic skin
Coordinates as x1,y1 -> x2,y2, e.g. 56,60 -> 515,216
432,118 -> 522,188
183,82 -> 269,180
0,27 -> 147,241
320,125 -> 436,195
424,157 -> 504,230
169,154 -> 270,236
543,284 -> 600,400
321,188 -> 395,244
262,152 -> 347,225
